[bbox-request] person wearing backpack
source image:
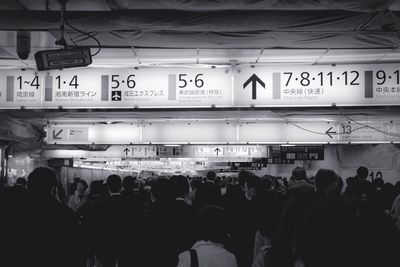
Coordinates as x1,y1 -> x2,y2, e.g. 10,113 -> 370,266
177,205 -> 238,267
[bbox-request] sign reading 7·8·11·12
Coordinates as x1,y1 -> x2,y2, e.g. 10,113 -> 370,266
234,63 -> 400,107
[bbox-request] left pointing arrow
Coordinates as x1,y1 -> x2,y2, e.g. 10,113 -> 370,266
52,129 -> 63,140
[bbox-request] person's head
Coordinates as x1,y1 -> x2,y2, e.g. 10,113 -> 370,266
295,199 -> 360,267
292,167 -> 307,181
274,191 -> 325,261
151,178 -> 174,203
346,180 -> 376,203
346,177 -> 356,187
356,166 -> 369,180
245,174 -> 260,201
106,174 -> 122,194
89,180 -> 104,196
206,171 -> 216,182
395,181 -> 400,194
171,175 -> 189,199
372,178 -> 384,189
238,170 -> 252,187
315,169 -> 339,196
261,175 -> 273,192
28,167 -> 57,197
196,205 -> 229,245
122,176 -> 137,191
16,177 -> 27,188
76,179 -> 88,195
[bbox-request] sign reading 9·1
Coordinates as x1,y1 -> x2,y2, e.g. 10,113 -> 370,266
234,63 -> 400,107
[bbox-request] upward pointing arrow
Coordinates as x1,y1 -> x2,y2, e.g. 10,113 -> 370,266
214,147 -> 222,156
243,74 -> 265,100
123,147 -> 130,156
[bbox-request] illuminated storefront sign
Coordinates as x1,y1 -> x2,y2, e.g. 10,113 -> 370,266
1,64 -> 400,109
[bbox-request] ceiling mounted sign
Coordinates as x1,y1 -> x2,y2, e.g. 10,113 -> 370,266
1,63 -> 400,109
45,120 -> 400,145
234,63 -> 400,107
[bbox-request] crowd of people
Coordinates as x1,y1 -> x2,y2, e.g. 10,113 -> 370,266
1,166 -> 400,267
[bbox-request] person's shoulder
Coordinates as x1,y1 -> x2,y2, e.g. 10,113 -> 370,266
177,249 -> 191,267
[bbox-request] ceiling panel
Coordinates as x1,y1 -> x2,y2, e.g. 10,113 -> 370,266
317,49 -> 393,64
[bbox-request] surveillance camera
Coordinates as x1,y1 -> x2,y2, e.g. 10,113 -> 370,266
17,31 -> 31,60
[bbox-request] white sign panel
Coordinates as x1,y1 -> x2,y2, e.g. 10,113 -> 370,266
2,64 -> 400,109
335,122 -> 400,143
42,145 -> 268,159
46,124 -> 140,144
46,121 -> 400,145
0,70 -> 42,108
234,63 -> 400,107
187,145 -> 268,158
41,67 -> 232,108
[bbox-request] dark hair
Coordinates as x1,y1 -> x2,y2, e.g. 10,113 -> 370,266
76,179 -> 88,191
206,171 -> 216,181
372,178 -> 384,188
315,169 -> 338,194
295,199 -> 359,267
356,166 -> 369,180
90,180 -> 104,196
151,178 -> 174,203
261,175 -> 273,191
16,177 -> 27,186
347,180 -> 376,203
197,205 -> 229,244
346,177 -> 356,186
28,167 -> 57,196
171,175 -> 189,199
245,174 -> 260,189
238,170 -> 253,186
122,176 -> 137,191
292,167 -> 307,181
106,174 -> 122,193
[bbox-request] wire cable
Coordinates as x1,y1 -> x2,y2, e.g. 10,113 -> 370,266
342,114 -> 400,138
65,20 -> 102,57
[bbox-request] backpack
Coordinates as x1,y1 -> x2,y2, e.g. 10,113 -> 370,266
189,249 -> 199,267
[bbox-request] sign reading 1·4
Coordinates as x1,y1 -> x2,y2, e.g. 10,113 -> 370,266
234,64 -> 400,107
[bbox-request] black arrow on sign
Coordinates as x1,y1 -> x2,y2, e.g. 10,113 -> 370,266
243,74 -> 265,100
325,127 -> 337,139
52,129 -> 63,140
123,148 -> 130,156
214,147 -> 222,156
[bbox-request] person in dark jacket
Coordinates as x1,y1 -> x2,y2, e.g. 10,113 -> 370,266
0,167 -> 86,267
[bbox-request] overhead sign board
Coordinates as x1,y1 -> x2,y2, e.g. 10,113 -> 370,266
1,67 -> 232,109
46,127 -> 87,143
45,124 -> 140,144
235,63 -> 400,107
42,145 -> 268,159
187,145 -> 268,158
2,64 -> 400,109
45,120 -> 400,145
